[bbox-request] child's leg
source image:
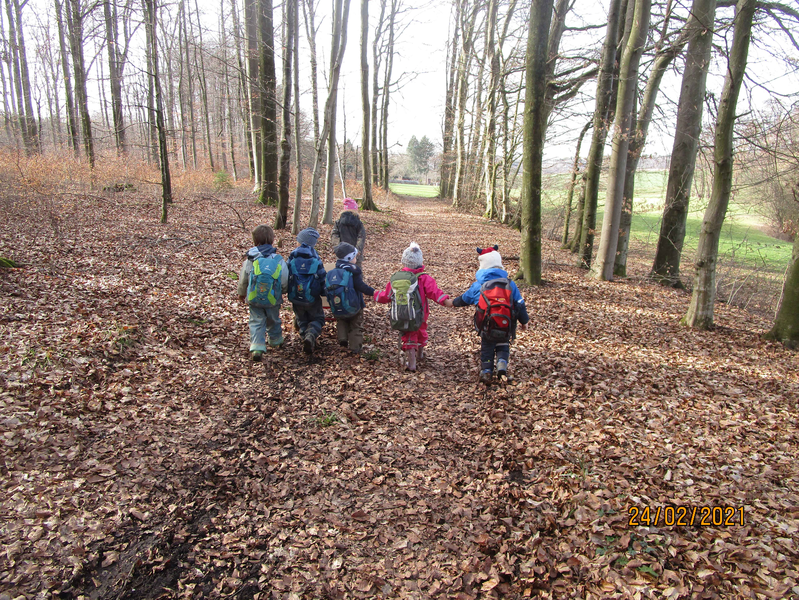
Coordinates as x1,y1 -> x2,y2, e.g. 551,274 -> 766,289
335,318 -> 349,346
265,306 -> 284,347
304,299 -> 325,341
249,306 -> 268,352
347,311 -> 364,352
480,338 -> 496,373
495,343 -> 510,375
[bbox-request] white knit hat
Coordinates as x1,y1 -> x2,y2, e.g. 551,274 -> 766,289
402,242 -> 423,269
477,246 -> 502,270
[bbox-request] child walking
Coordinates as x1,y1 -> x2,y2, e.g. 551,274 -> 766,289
237,225 -> 288,361
287,228 -> 326,355
374,242 -> 450,371
327,242 -> 375,353
331,198 -> 366,267
445,246 -> 528,383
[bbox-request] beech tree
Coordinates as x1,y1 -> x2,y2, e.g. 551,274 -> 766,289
359,0 -> 376,211
275,0 -> 297,229
650,0 -> 717,287
682,0 -> 757,329
591,0 -> 651,281
766,214 -> 799,347
519,0 -> 555,285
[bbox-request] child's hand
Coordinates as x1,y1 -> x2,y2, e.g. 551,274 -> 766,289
444,298 -> 454,308
519,322 -> 528,331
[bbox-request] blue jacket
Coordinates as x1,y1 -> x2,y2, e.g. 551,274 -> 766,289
334,259 -> 375,310
287,244 -> 327,300
452,267 -> 530,324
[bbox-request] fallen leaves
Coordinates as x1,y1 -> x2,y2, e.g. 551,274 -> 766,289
1,192 -> 798,599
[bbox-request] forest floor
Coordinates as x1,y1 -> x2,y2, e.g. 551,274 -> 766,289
1,189 -> 798,600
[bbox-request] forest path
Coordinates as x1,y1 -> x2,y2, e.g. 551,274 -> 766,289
2,189 -> 797,598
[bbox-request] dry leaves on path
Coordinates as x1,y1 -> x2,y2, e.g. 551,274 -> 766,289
1,192 -> 797,599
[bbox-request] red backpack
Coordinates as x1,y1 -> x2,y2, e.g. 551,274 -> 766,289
474,278 -> 515,343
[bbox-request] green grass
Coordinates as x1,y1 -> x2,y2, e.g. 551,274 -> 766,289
389,183 -> 440,198
543,169 -> 793,273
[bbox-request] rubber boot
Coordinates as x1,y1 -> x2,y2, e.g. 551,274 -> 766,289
407,348 -> 417,372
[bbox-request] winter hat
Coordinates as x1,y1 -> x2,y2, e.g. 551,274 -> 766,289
297,227 -> 320,248
401,242 -> 423,269
477,245 -> 502,270
343,198 -> 358,211
334,242 -> 358,263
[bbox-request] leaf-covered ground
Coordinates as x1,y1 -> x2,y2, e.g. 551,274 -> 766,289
1,191 -> 797,599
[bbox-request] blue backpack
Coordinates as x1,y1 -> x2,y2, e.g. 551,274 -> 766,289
325,268 -> 360,317
287,256 -> 323,306
247,254 -> 284,308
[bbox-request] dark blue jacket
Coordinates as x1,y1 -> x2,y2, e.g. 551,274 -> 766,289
287,244 -> 327,300
334,259 -> 375,310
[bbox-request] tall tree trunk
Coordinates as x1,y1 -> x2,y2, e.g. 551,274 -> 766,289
765,224 -> 799,347
369,0 -> 386,187
520,0 -> 555,285
4,0 -> 28,149
244,0 -> 261,184
577,0 -> 624,268
309,0 -> 351,228
562,121 -> 591,247
483,0 -> 498,219
591,0 -> 650,280
275,0 -> 296,229
54,0 -> 79,156
103,0 -> 126,153
360,0 -> 376,210
452,0 -> 477,208
379,0 -> 396,189
439,0 -> 459,199
651,0 -> 717,286
143,0 -> 172,220
145,13 -> 158,162
682,0 -> 755,329
291,0 -> 303,234
220,0 -> 238,179
257,0 -> 279,205
181,0 -> 198,168
192,0 -> 215,171
614,22 -> 687,276
66,0 -> 94,168
302,0 -> 321,150
322,0 -> 352,224
11,0 -> 39,153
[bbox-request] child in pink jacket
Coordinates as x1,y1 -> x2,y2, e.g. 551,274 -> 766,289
374,242 -> 450,371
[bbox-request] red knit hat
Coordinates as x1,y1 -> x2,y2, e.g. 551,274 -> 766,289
477,245 -> 502,270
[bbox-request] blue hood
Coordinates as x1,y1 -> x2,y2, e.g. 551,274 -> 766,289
246,244 -> 277,260
476,267 -> 509,284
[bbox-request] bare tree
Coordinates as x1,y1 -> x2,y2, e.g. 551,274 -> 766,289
591,0 -> 651,280
257,0 -> 279,205
682,0 -> 757,329
519,0 -> 556,285
275,0 -> 296,229
5,0 -> 39,154
650,0 -> 718,286
359,0 -> 376,210
65,0 -> 95,168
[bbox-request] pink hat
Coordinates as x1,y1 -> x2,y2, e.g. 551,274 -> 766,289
343,198 -> 358,211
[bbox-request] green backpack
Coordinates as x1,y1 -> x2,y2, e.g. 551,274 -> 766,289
247,254 -> 284,307
389,270 -> 424,332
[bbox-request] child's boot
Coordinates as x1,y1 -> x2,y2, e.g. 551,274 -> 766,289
496,359 -> 508,380
303,332 -> 316,355
407,348 -> 417,372
479,369 -> 492,384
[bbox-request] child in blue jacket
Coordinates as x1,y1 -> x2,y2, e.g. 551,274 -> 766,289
287,228 -> 326,355
446,246 -> 529,383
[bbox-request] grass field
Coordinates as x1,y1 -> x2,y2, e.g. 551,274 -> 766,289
389,182 -> 440,198
543,170 -> 793,273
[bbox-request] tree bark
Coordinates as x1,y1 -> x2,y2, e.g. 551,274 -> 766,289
309,0 -> 351,228
591,0 -> 651,280
66,0 -> 95,168
6,0 -> 39,154
192,0 -> 215,171
103,0 -> 126,153
577,0 -> 624,268
379,0 -> 396,189
181,0 -> 198,169
452,0 -> 477,208
257,0 -> 279,205
302,0 -> 321,150
143,0 -> 172,220
614,23 -> 687,277
520,0 -> 555,285
651,0 -> 717,286
562,121 -> 591,247
275,0 -> 296,229
682,0 -> 756,329
439,0 -> 459,200
244,0 -> 261,184
54,0 -> 79,156
765,229 -> 799,347
291,0 -> 303,234
359,0 -> 377,210
483,0 -> 499,219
